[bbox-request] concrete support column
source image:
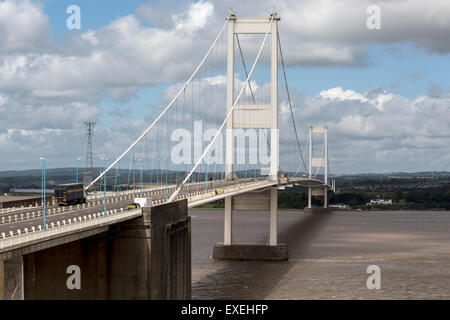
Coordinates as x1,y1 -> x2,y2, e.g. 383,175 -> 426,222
323,186 -> 328,208
147,200 -> 191,300
269,187 -> 278,246
224,196 -> 232,245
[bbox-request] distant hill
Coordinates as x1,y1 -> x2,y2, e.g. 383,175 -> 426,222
0,167 -> 449,194
0,168 -> 102,177
330,172 -> 450,179
1,168 -> 448,178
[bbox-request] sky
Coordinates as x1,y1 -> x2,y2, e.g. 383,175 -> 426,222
0,0 -> 449,174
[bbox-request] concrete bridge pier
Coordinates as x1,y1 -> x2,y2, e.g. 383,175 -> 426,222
0,200 -> 191,300
213,188 -> 289,261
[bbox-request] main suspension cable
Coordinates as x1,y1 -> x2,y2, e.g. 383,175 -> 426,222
277,30 -> 309,175
86,13 -> 232,191
169,14 -> 276,202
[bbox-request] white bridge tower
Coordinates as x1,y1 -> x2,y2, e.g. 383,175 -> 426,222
223,10 -> 281,248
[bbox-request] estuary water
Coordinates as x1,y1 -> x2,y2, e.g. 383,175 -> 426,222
190,209 -> 450,299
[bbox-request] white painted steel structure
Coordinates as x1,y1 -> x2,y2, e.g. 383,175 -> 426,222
223,11 -> 280,246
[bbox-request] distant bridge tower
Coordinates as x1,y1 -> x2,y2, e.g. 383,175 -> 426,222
83,122 -> 96,187
308,125 -> 329,209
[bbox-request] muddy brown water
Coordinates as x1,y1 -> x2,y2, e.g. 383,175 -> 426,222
190,209 -> 450,299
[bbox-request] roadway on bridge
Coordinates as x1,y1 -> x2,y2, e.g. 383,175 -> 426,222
0,177 -> 329,239
0,178 -> 269,236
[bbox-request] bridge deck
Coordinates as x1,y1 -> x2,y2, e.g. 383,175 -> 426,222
0,177 -> 331,254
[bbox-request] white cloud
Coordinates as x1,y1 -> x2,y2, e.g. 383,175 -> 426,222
0,13 -> 215,105
209,0 -> 450,66
157,77 -> 450,173
319,87 -> 394,111
284,0 -> 450,55
320,87 -> 367,102
0,0 -> 449,172
0,0 -> 51,53
289,87 -> 450,172
2,0 -> 449,112
173,0 -> 214,34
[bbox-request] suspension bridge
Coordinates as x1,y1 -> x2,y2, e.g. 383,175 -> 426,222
0,10 -> 335,299
81,9 -> 335,243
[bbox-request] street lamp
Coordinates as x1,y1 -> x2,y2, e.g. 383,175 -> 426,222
156,158 -> 160,186
132,156 -> 136,192
204,161 -> 207,194
137,158 -> 143,198
136,159 -> 144,198
40,157 -> 47,228
116,173 -> 120,195
76,157 -> 81,183
101,157 -> 108,216
164,158 -> 168,201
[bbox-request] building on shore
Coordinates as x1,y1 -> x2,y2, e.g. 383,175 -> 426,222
0,195 -> 53,209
